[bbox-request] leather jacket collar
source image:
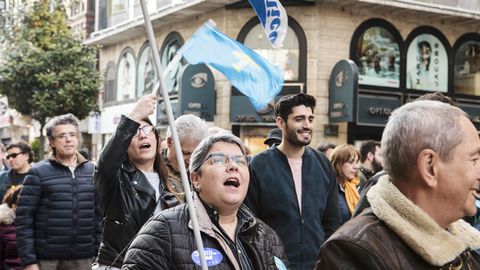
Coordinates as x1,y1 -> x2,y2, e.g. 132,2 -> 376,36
367,176 -> 480,266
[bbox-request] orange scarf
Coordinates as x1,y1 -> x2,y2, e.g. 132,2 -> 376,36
342,178 -> 360,214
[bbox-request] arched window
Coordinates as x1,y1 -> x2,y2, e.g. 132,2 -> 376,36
452,33 -> 480,96
404,26 -> 450,93
350,18 -> 402,89
137,42 -> 158,97
116,48 -> 136,102
160,32 -> 186,94
104,62 -> 116,103
238,16 -> 307,85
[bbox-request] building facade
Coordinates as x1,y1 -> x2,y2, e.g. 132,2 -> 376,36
86,0 -> 480,156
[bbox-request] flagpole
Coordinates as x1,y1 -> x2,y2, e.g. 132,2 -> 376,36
138,1 -> 208,269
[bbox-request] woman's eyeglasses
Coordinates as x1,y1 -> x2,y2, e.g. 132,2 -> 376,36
204,153 -> 249,167
134,125 -> 155,137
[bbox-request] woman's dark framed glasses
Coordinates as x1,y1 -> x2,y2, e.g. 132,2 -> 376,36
134,125 -> 155,137
204,153 -> 250,167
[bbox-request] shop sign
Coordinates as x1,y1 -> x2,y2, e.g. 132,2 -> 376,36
357,93 -> 402,126
328,60 -> 358,122
179,64 -> 215,121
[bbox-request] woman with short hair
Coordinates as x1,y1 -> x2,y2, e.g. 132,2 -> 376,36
122,133 -> 289,270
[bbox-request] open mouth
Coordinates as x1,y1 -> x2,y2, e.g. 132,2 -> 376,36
139,143 -> 151,150
224,178 -> 240,188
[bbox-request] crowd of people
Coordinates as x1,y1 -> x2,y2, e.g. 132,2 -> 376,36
0,91 -> 479,269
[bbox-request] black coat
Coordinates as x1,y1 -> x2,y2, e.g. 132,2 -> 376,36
95,115 -> 180,268
15,155 -> 100,267
122,198 -> 289,270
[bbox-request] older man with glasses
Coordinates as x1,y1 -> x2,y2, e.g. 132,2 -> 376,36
15,114 -> 100,270
0,141 -> 33,201
122,132 -> 289,269
162,114 -> 208,202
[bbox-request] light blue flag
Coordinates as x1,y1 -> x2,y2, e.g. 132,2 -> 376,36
247,0 -> 288,48
177,21 -> 284,111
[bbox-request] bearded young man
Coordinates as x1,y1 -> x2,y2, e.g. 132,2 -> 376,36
245,93 -> 340,270
357,140 -> 383,187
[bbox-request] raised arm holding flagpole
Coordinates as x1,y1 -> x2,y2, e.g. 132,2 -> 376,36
131,2 -> 286,270
137,0 -> 209,269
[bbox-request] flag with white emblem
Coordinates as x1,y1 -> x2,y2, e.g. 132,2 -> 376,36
177,21 -> 284,110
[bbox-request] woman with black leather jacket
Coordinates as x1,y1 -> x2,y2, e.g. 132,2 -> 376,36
93,94 -> 183,269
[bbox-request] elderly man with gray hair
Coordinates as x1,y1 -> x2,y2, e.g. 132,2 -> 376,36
16,114 -> 100,270
316,100 -> 480,269
162,114 -> 208,199
122,133 -> 288,269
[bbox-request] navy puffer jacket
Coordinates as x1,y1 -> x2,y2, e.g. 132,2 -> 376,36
15,155 -> 101,267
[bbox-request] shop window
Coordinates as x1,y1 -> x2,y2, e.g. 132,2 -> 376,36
453,33 -> 480,96
404,26 -> 450,92
238,16 -> 306,84
137,42 -> 158,97
160,32 -> 187,94
116,48 -> 136,102
350,19 -> 402,89
104,62 -> 116,103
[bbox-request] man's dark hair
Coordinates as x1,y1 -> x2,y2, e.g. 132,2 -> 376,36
360,140 -> 380,163
44,114 -> 82,156
7,141 -> 33,163
275,93 -> 316,121
317,143 -> 336,154
416,92 -> 456,105
45,113 -> 81,141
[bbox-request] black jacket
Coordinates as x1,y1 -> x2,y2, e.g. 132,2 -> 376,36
95,115 -> 180,268
122,196 -> 289,270
15,155 -> 100,267
245,146 -> 340,270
